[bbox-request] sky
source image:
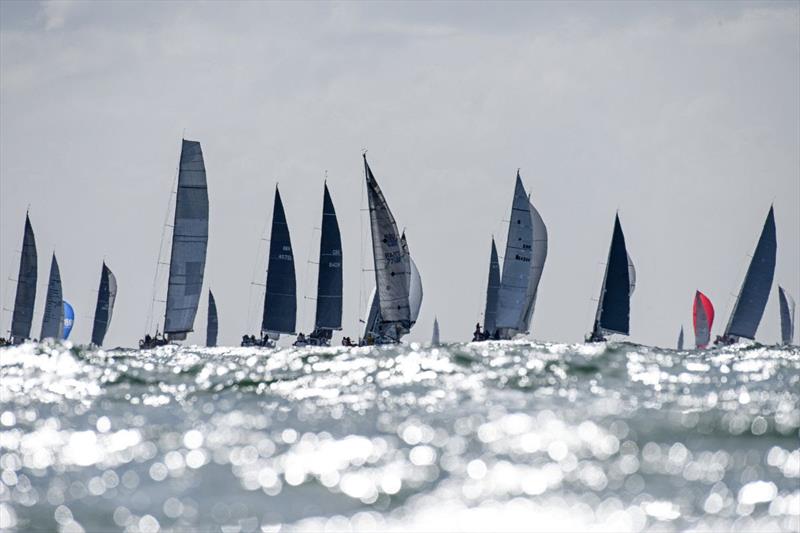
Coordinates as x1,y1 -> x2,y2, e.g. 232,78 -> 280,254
1,0 -> 798,348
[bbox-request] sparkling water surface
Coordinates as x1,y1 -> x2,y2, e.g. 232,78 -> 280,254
1,341 -> 798,532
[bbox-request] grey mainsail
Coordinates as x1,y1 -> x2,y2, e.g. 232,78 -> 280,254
91,262 -> 117,346
40,254 -> 63,340
778,286 -> 795,345
262,187 -> 296,336
164,140 -> 209,339
364,155 -> 411,339
11,213 -> 37,343
314,183 -> 343,331
432,317 -> 440,346
723,207 -> 777,340
496,174 -> 532,335
362,256 -> 422,342
483,238 -> 501,336
592,214 -> 633,337
677,326 -> 684,350
207,291 -> 218,347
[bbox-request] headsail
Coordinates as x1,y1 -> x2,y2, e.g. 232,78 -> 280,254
496,173 -> 533,334
62,301 -> 74,340
314,183 -> 343,331
693,291 -> 715,348
11,213 -> 37,343
262,187 -> 296,336
207,291 -> 218,347
364,155 -> 411,340
592,214 -> 633,337
91,262 -> 117,346
40,254 -> 64,340
164,139 -> 209,339
432,317 -> 440,346
520,197 -> 548,332
677,326 -> 684,350
483,238 -> 501,337
778,286 -> 795,345
723,207 -> 777,340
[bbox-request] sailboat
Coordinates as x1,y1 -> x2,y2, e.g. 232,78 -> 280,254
242,186 -> 296,347
716,207 -> 776,345
431,317 -> 440,346
361,155 -> 423,345
294,183 -> 342,347
586,214 -> 636,343
693,291 -> 714,348
140,139 -> 209,349
477,172 -> 547,341
207,291 -> 218,347
677,326 -> 684,350
90,262 -> 117,347
40,254 -> 64,341
778,286 -> 795,345
6,213 -> 37,345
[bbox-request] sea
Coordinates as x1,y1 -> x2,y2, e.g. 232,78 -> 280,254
0,340 -> 798,532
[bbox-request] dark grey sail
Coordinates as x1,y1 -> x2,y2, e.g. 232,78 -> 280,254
778,286 -> 794,345
677,326 -> 684,350
483,238 -> 501,336
592,214 -> 633,338
262,187 -> 296,335
164,140 -> 209,340
723,207 -> 777,340
11,213 -> 37,343
91,262 -> 117,346
364,155 -> 411,338
431,317 -> 440,346
40,254 -> 63,340
314,183 -> 343,331
207,291 -> 218,347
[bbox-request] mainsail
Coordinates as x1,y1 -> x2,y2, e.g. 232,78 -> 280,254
363,155 -> 414,341
207,290 -> 218,347
163,140 -> 209,340
262,187 -> 296,336
91,262 -> 117,346
314,183 -> 343,332
677,326 -> 684,350
693,291 -> 715,348
432,317 -> 440,346
40,254 -> 63,340
483,238 -> 501,337
778,286 -> 795,345
10,213 -> 37,343
62,301 -> 74,340
723,207 -> 777,340
592,214 -> 634,337
496,174 -> 532,335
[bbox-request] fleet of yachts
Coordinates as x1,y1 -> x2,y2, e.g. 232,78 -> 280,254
1,139 -> 796,349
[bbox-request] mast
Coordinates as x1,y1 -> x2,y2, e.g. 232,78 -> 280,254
262,186 -> 297,337
40,253 -> 63,340
91,262 -> 117,346
163,139 -> 209,340
314,183 -> 343,332
10,213 -> 37,343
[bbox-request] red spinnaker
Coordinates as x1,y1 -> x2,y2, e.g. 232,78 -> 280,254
693,291 -> 715,348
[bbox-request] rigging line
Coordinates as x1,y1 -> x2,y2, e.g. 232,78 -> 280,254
247,207 -> 272,333
299,217 -> 318,334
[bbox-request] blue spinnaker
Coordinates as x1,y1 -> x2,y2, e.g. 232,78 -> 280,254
62,301 -> 75,340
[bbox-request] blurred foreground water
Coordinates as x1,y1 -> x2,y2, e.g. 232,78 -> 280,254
0,340 -> 798,532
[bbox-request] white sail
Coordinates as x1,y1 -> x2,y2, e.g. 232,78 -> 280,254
520,199 -> 548,332
409,258 -> 423,325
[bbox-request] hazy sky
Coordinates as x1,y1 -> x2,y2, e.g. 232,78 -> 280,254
1,1 -> 798,348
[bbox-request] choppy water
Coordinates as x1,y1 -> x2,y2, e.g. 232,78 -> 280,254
1,341 -> 798,532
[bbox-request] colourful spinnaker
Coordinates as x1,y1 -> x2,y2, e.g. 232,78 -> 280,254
693,291 -> 714,348
62,301 -> 75,340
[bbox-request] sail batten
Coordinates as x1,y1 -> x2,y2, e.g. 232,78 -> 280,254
262,187 -> 297,335
314,184 -> 343,331
91,262 -> 117,346
778,287 -> 795,345
723,207 -> 777,340
593,214 -> 633,337
40,254 -> 63,340
11,214 -> 37,342
207,291 -> 218,347
164,139 -> 209,336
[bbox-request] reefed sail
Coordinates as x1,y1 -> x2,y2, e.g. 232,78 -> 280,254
207,291 -> 218,347
778,286 -> 795,345
722,207 -> 776,342
10,213 -> 37,343
314,183 -> 343,333
40,254 -> 64,340
693,291 -> 714,348
91,262 -> 117,346
262,187 -> 296,337
590,214 -> 634,340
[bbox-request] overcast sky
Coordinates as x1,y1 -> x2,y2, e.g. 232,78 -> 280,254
1,1 -> 798,348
